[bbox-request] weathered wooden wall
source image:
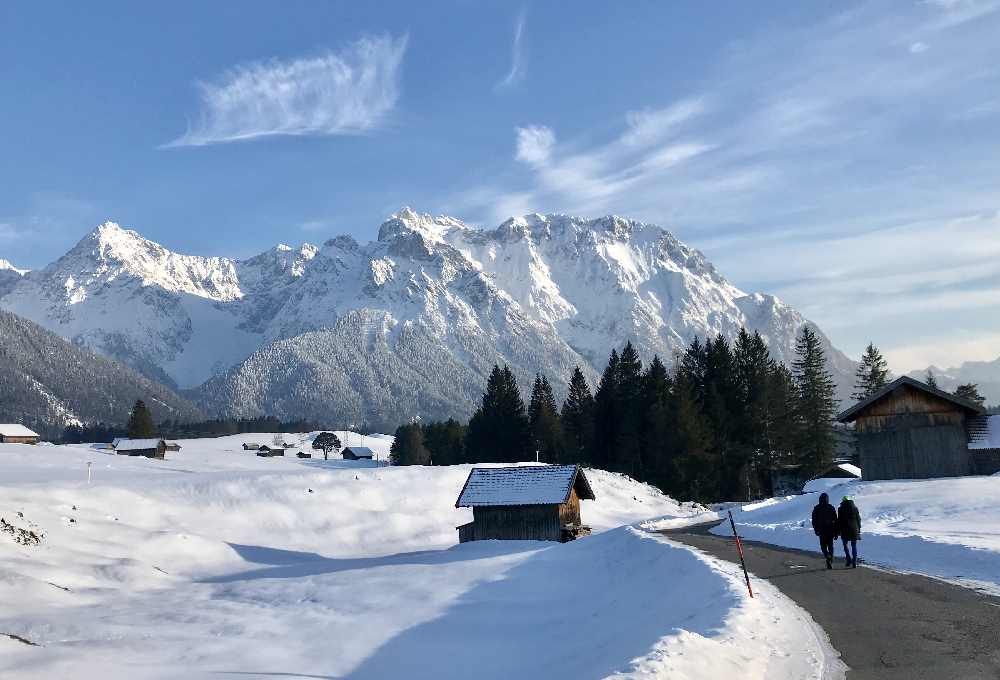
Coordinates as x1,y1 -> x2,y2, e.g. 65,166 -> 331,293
859,425 -> 971,480
471,505 -> 562,542
558,489 -> 581,526
972,449 -> 1000,476
852,383 -> 974,480
0,435 -> 38,444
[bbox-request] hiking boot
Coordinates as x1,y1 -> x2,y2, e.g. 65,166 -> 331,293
826,558 -> 832,569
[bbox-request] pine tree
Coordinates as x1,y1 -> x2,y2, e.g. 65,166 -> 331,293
591,349 -> 620,470
613,341 -> 644,476
733,328 -> 775,498
954,383 -> 986,406
528,374 -> 562,463
126,399 -> 156,438
422,418 -> 466,465
464,364 -> 531,463
561,367 -> 595,464
390,423 -> 430,465
640,355 -> 673,488
792,327 -> 837,474
852,342 -> 890,401
925,368 -> 939,389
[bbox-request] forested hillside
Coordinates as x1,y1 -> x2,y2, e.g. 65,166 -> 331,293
0,309 -> 203,437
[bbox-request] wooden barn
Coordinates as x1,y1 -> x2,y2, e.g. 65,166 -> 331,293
455,465 -> 595,543
257,445 -> 284,457
113,438 -> 167,459
342,446 -> 374,460
164,442 -> 181,452
242,442 -> 260,450
837,376 -> 986,480
0,424 -> 41,445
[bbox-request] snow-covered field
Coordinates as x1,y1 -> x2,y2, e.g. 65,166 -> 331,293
683,476 -> 1000,595
0,434 -> 840,679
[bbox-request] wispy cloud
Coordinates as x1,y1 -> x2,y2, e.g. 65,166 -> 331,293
166,34 -> 408,148
495,9 -> 527,91
515,125 -> 555,165
451,1 -> 1000,371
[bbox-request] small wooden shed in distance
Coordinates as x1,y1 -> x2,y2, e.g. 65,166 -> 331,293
455,464 -> 595,543
0,424 -> 41,445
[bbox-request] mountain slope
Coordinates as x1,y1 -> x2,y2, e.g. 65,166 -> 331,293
911,358 -> 1000,406
0,309 -> 203,436
1,210 -> 855,424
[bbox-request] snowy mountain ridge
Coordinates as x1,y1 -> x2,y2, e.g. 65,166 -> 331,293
0,209 -> 855,424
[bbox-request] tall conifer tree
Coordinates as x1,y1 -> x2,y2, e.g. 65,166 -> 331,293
528,374 -> 562,462
852,342 -> 890,401
792,327 -> 837,473
127,399 -> 156,438
465,364 -> 530,462
561,367 -> 595,464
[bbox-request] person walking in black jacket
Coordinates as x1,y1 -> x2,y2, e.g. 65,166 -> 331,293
811,492 -> 839,569
838,495 -> 862,568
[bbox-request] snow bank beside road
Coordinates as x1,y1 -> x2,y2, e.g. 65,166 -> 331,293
1,437 -> 834,679
711,476 -> 1000,594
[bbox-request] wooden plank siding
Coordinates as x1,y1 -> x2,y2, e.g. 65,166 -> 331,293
471,505 -> 562,542
558,488 -> 582,527
852,384 -> 973,480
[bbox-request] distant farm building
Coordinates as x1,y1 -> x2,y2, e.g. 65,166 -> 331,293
455,465 -> 595,543
968,413 -> 1000,475
838,376 -> 997,480
257,445 -> 284,457
242,443 -> 260,450
803,462 -> 862,493
164,442 -> 181,452
0,425 -> 40,445
342,446 -> 374,460
113,438 -> 167,459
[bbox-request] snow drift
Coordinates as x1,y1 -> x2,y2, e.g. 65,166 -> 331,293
0,435 -> 836,679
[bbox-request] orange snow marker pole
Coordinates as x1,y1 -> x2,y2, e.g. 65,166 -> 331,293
728,510 -> 753,598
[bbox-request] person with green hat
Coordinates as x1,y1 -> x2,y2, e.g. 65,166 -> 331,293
837,495 -> 862,568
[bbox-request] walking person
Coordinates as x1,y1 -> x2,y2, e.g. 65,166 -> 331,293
838,495 -> 862,568
811,492 -> 839,569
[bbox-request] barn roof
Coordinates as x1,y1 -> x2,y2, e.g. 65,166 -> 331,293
455,465 -> 595,508
114,438 -> 164,451
837,375 -> 986,423
344,446 -> 375,457
0,424 -> 40,438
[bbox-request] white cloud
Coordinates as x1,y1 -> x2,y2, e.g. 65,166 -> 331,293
166,34 -> 407,147
515,125 -> 555,166
622,99 -> 706,146
495,9 -> 527,90
909,41 -> 930,53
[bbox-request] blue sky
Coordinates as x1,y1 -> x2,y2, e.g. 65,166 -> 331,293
2,1 -> 1000,372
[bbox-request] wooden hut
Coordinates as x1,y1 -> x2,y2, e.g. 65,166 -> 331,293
837,376 -> 985,480
257,445 -> 284,457
342,446 -> 374,460
242,442 -> 260,450
455,465 -> 595,543
0,424 -> 41,445
164,441 -> 181,452
968,414 -> 1000,475
113,438 -> 167,459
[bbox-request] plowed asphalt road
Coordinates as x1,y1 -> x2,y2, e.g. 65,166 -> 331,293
662,523 -> 1000,680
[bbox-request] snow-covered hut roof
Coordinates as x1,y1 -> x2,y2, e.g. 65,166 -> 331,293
344,446 -> 374,458
114,438 -> 164,451
455,465 -> 595,508
0,424 -> 40,438
807,462 -> 861,481
969,415 -> 1000,450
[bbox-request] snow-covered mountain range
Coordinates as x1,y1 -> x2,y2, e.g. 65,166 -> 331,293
0,209 -> 855,425
911,359 -> 1000,406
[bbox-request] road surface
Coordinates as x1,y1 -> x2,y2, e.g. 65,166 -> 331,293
662,523 -> 1000,680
